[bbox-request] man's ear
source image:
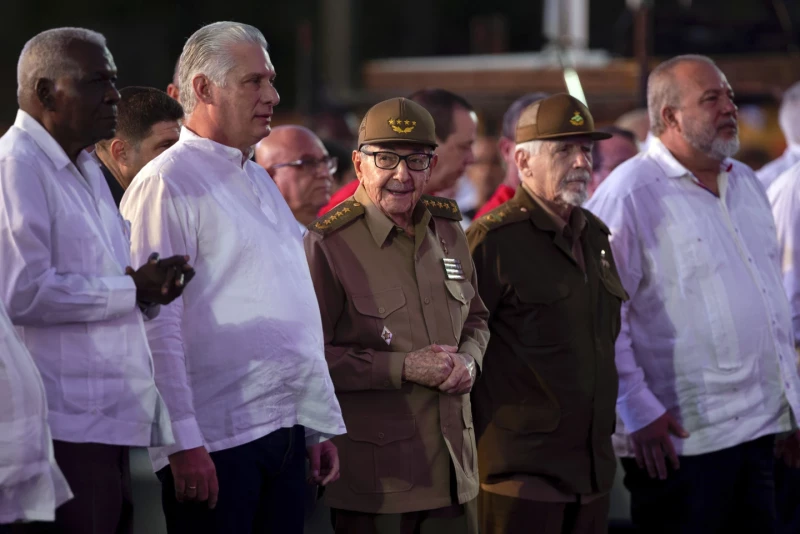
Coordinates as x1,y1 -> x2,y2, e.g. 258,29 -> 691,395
35,78 -> 56,111
662,106 -> 679,131
514,147 -> 531,178
109,138 -> 128,165
193,74 -> 213,105
352,150 -> 364,182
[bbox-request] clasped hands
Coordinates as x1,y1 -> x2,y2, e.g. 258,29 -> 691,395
125,253 -> 196,306
403,344 -> 475,395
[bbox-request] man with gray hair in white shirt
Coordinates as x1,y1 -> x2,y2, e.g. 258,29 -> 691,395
758,81 -> 800,191
120,21 -> 345,534
587,54 -> 800,534
0,27 -> 193,533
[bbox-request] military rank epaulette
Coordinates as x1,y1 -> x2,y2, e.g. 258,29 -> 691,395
421,195 -> 461,221
307,198 -> 365,236
473,201 -> 530,231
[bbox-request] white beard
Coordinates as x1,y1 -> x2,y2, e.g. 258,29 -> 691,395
556,170 -> 590,206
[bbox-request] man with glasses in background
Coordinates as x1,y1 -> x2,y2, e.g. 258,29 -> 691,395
256,125 -> 336,236
305,97 -> 489,533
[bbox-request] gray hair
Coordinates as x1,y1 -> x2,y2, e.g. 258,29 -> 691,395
647,54 -> 717,136
515,140 -> 545,158
780,81 -> 800,145
178,21 -> 268,115
17,28 -> 107,102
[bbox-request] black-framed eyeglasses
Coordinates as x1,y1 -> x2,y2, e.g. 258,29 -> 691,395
360,150 -> 433,171
270,156 -> 338,174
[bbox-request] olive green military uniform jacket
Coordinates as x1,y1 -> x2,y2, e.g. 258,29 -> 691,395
304,185 -> 490,514
466,186 -> 627,496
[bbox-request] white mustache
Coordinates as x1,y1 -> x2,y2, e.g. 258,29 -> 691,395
562,171 -> 591,184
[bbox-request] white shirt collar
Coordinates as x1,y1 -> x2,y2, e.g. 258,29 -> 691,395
14,109 -> 97,172
179,127 -> 254,167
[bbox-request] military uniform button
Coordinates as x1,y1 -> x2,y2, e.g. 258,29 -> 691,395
378,432 -> 385,439
424,297 -> 430,304
378,307 -> 385,313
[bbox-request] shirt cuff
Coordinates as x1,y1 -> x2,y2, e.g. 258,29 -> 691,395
371,351 -> 406,390
158,417 -> 204,457
458,341 -> 484,370
305,430 -> 336,447
617,386 -> 667,433
100,275 -> 137,318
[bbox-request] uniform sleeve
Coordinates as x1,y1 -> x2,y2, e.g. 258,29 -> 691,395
0,158 -> 137,326
459,231 -> 490,369
304,232 -> 407,392
120,173 -> 203,455
586,190 -> 666,433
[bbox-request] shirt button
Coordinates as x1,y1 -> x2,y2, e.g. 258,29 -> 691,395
378,307 -> 385,313
424,297 -> 431,305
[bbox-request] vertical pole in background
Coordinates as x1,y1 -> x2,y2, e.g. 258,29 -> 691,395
319,0 -> 353,102
295,19 -> 313,117
630,0 -> 653,107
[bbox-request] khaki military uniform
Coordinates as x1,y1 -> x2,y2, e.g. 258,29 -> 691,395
467,186 -> 628,533
304,185 -> 489,521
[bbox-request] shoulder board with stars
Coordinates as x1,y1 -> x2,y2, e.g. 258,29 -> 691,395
307,198 -> 365,237
473,201 -> 530,231
421,195 -> 461,221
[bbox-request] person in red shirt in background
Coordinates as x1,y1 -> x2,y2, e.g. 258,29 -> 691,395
474,92 -> 549,219
319,88 -> 477,215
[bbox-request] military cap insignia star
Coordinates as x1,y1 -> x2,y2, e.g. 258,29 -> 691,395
388,117 -> 417,134
570,111 -> 585,126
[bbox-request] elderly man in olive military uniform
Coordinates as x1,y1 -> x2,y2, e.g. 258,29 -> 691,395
467,94 -> 628,534
304,97 -> 490,534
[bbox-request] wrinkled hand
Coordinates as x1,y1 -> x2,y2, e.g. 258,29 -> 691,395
126,253 -> 195,305
403,344 -> 457,388
168,446 -> 219,509
630,412 -> 690,480
775,430 -> 800,468
307,440 -> 340,486
438,353 -> 476,395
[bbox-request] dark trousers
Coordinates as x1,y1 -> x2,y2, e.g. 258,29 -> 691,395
478,491 -> 609,534
8,441 -> 133,534
622,434 -> 777,534
775,460 -> 800,534
331,501 -> 475,534
157,425 -> 306,534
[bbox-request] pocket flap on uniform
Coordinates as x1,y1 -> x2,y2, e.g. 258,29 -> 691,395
444,280 -> 475,304
599,274 -> 629,301
515,283 -> 570,305
352,287 -> 406,318
493,404 -> 560,434
346,416 -> 416,446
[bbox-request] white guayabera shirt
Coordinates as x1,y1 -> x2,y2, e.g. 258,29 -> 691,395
587,137 -> 800,457
0,302 -> 72,523
121,128 -> 345,471
0,110 -> 173,448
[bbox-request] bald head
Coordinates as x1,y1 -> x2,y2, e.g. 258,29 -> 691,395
255,125 -> 334,225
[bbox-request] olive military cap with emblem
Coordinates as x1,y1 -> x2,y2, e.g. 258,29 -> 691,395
358,97 -> 438,148
516,93 -> 612,143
